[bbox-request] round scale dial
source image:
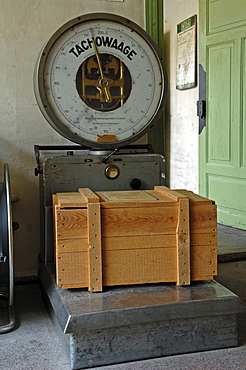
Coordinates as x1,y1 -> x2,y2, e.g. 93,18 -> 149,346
34,13 -> 167,148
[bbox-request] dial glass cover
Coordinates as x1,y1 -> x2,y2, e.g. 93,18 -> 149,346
34,13 -> 167,148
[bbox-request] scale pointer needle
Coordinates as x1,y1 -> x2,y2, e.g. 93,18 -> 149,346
90,29 -> 112,103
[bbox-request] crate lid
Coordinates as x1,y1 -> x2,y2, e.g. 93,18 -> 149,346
53,186 -> 215,208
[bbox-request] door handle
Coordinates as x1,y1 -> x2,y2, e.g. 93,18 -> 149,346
197,100 -> 206,119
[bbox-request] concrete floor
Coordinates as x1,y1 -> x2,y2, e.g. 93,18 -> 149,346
217,224 -> 246,262
0,225 -> 246,370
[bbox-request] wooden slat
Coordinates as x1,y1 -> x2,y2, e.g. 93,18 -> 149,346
79,188 -> 100,203
55,235 -> 216,254
56,235 -> 216,253
87,202 -> 102,292
101,206 -> 178,237
102,234 -> 176,250
56,252 -> 88,288
175,189 -> 215,205
55,192 -> 88,208
99,200 -> 177,209
56,192 -> 80,197
56,209 -> 88,239
97,190 -> 158,202
146,190 -> 179,202
52,195 -> 59,256
192,275 -> 214,281
57,196 -> 87,208
52,193 -> 59,207
102,248 -> 177,286
176,197 -> 190,286
154,186 -> 188,201
190,245 -> 217,279
56,238 -> 89,253
190,232 -> 217,246
190,205 -> 217,233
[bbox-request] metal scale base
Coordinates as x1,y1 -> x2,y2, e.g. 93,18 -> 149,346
39,264 -> 245,370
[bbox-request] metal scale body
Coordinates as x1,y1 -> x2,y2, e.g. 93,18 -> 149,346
34,13 -> 244,370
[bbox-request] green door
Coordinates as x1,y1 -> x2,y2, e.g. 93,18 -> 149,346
199,0 -> 246,230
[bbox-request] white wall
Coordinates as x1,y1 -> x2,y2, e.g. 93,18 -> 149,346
163,0 -> 199,192
0,0 -> 145,277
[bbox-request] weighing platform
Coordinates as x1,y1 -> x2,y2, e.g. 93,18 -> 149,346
39,264 -> 245,369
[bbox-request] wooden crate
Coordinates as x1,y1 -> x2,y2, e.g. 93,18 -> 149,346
53,186 -> 217,292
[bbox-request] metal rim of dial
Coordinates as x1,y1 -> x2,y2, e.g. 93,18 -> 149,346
34,13 -> 168,149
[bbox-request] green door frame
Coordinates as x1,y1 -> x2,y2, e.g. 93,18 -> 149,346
145,0 -> 164,154
145,0 -> 164,52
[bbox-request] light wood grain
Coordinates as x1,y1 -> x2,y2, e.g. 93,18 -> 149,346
101,207 -> 178,237
175,189 -> 215,205
98,190 -> 158,202
56,209 -> 88,239
79,188 -> 100,203
176,197 -> 190,286
87,202 -> 102,292
191,245 -> 217,279
102,234 -> 176,250
189,205 -> 217,233
154,186 -> 188,201
190,232 -> 217,246
55,192 -> 88,208
56,238 -> 89,253
102,248 -> 177,285
56,252 -> 88,288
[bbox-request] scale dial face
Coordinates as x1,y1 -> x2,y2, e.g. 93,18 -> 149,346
34,13 -> 167,148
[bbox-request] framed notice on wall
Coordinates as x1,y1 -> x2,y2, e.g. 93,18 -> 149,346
176,15 -> 197,90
